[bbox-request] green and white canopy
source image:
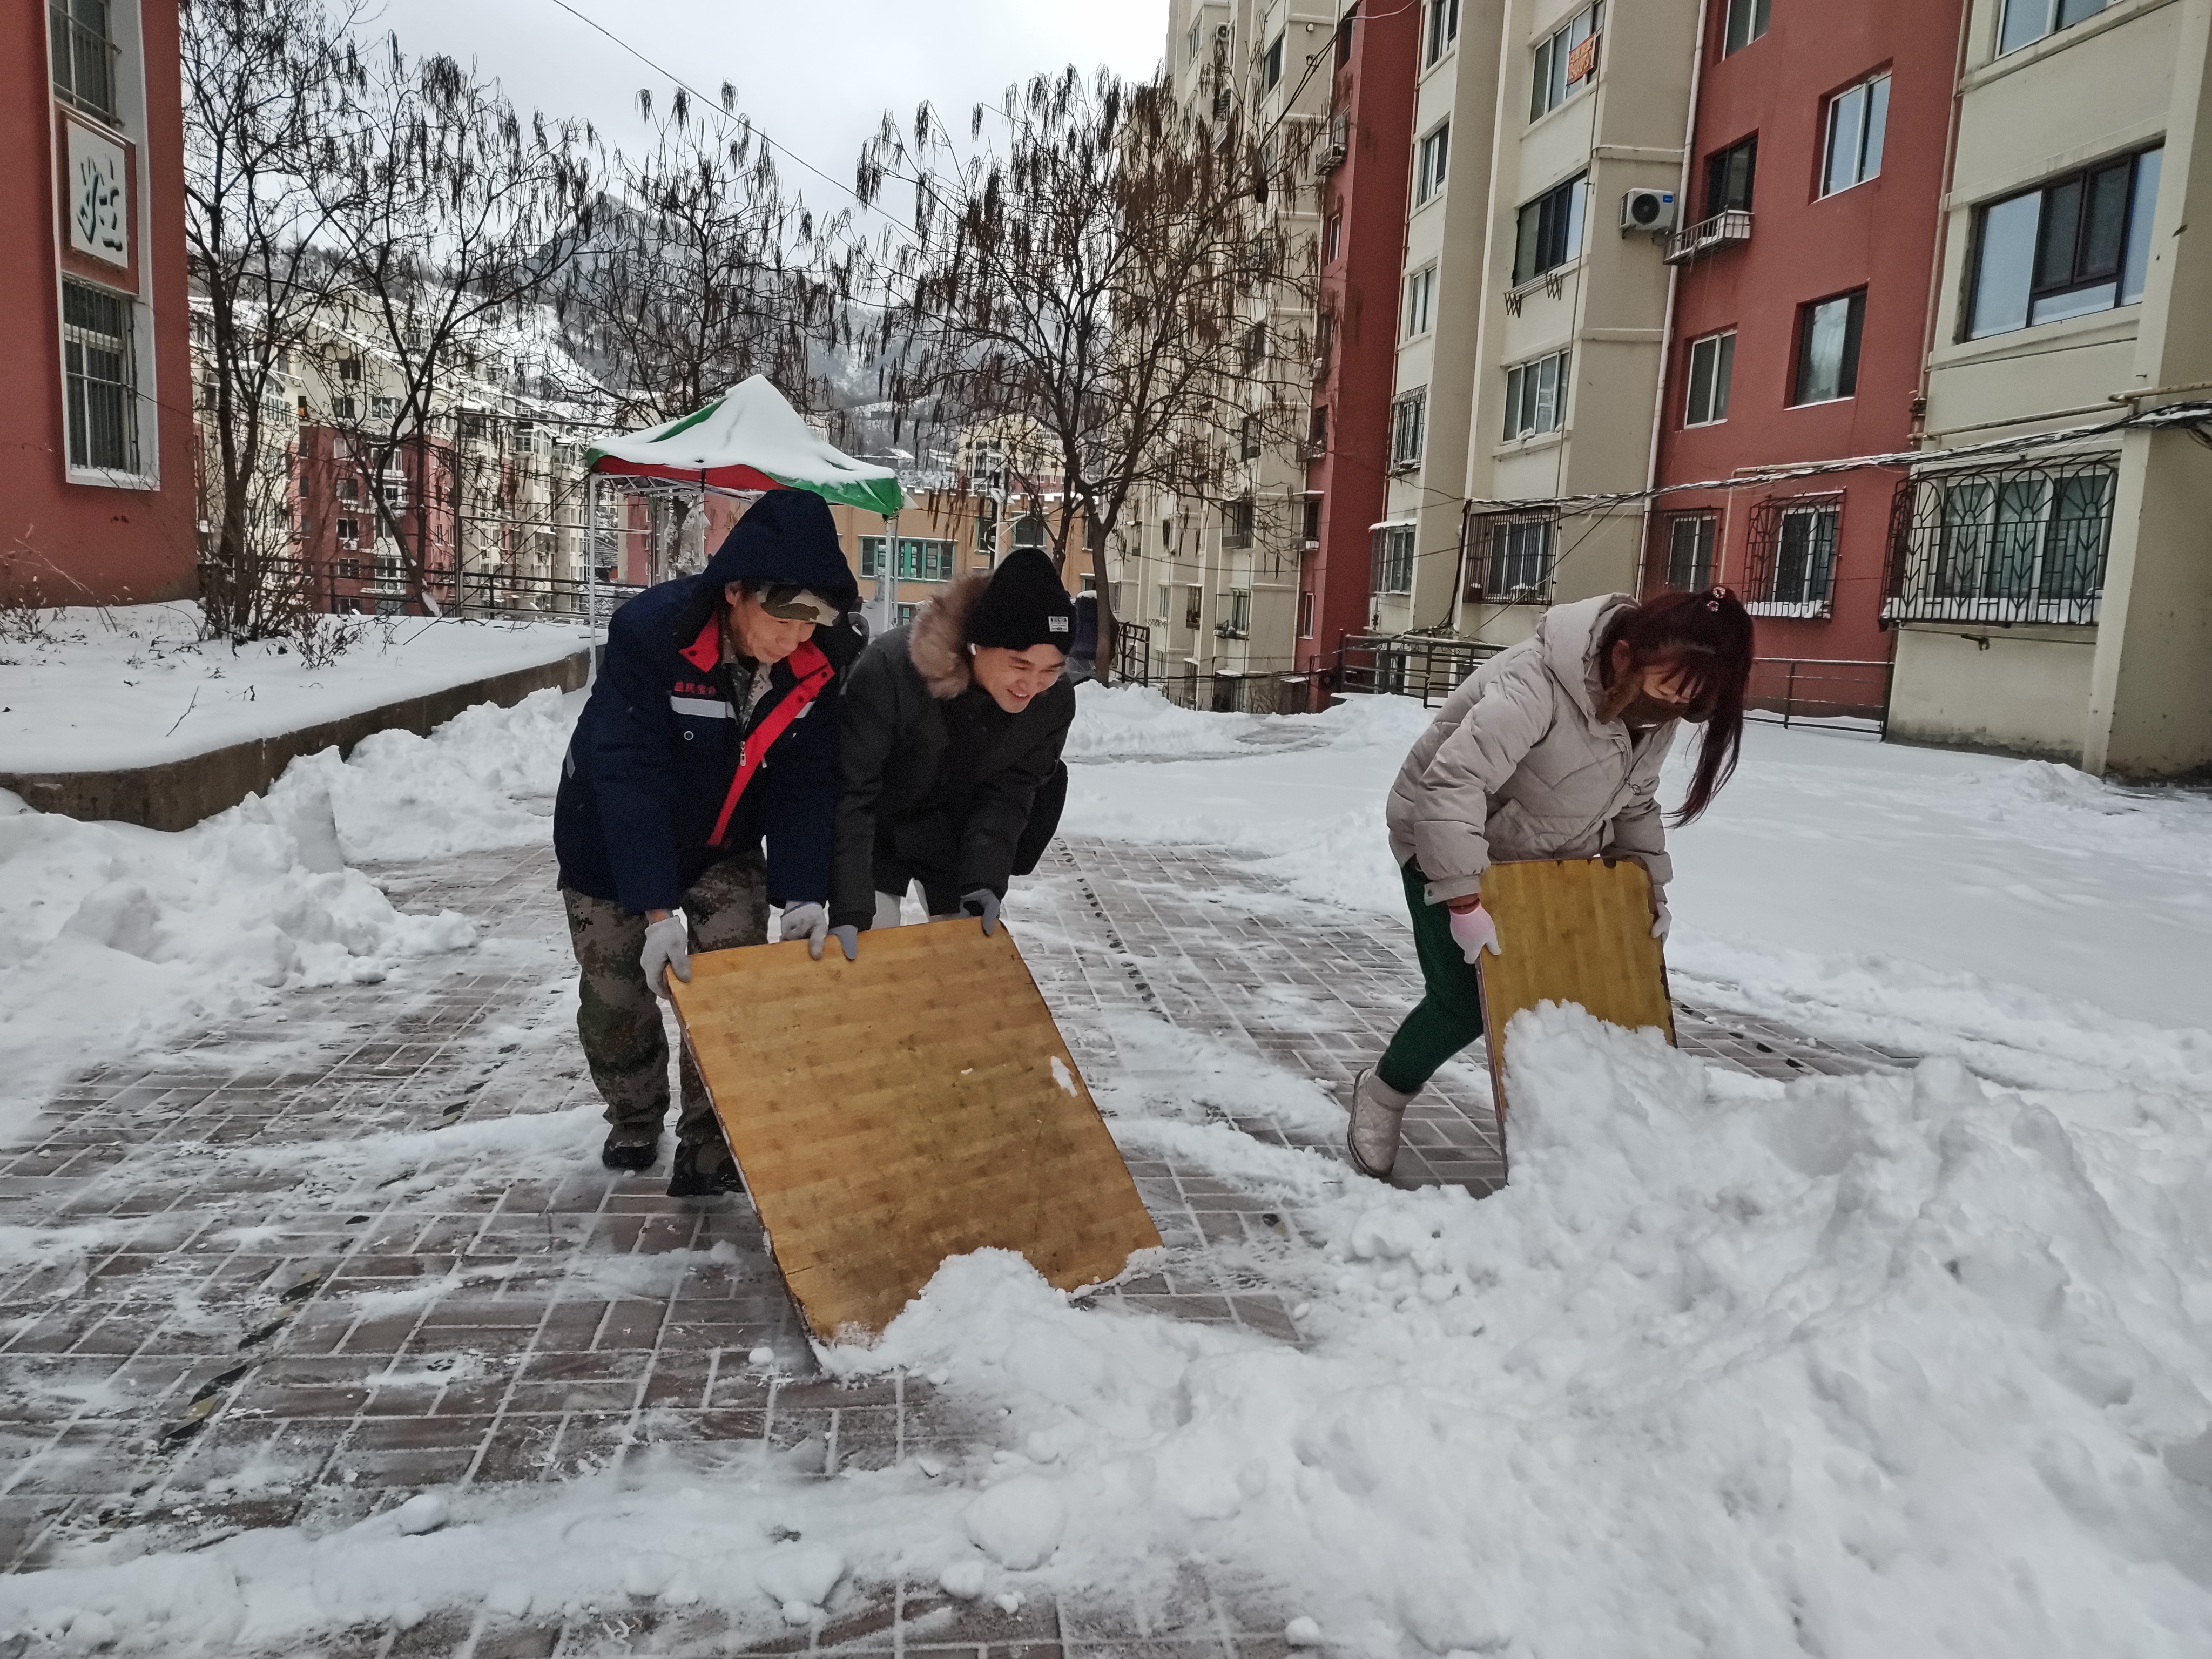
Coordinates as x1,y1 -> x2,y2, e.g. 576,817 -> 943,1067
586,375 -> 903,517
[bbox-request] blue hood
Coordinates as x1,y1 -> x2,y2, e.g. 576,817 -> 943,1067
700,489 -> 860,610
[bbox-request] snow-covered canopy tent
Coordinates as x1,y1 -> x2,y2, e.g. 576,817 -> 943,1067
584,375 -> 903,516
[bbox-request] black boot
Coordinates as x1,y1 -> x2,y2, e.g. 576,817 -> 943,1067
667,1139 -> 746,1197
601,1131 -> 661,1172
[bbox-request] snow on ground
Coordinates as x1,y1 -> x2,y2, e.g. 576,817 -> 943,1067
5,679 -> 2212,1655
0,603 -> 586,772
0,688 -> 581,1135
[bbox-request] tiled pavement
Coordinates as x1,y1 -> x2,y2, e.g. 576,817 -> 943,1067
0,833 -> 1907,1656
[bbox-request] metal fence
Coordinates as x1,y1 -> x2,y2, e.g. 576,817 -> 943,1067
1884,455 -> 2117,626
200,556 -> 637,625
1114,620 -> 1152,685
1745,656 -> 1893,730
1335,632 -> 1501,706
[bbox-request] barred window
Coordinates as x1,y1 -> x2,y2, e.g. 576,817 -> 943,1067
1744,496 -> 1840,613
1663,514 -> 1716,590
1470,515 -> 1556,602
1372,524 -> 1415,595
50,0 -> 119,119
1391,390 -> 1427,469
62,278 -> 137,473
1886,458 -> 2115,625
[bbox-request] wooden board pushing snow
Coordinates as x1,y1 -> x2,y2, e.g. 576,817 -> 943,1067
1477,857 -> 1676,1130
668,919 -> 1162,1342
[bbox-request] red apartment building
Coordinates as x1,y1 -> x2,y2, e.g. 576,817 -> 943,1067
1647,0 -> 1964,702
1300,1 -> 1419,676
3,1 -> 198,607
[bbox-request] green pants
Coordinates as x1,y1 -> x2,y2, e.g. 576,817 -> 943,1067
1377,860 -> 1487,1096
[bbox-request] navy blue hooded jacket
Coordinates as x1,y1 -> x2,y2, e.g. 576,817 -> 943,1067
554,490 -> 865,914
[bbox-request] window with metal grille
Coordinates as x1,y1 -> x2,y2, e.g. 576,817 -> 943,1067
1372,524 -> 1416,594
1663,514 -> 1716,590
1885,458 -> 2115,625
62,278 -> 137,472
1514,174 -> 1589,283
1503,349 -> 1570,439
1969,147 -> 2161,337
1531,3 -> 1602,120
1744,496 -> 1840,611
1476,516 -> 1556,601
1391,390 -> 1427,469
50,0 -> 119,119
1822,74 -> 1889,198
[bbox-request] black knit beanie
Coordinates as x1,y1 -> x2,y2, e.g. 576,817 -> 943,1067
965,548 -> 1077,651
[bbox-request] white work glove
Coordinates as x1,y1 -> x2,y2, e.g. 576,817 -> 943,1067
1650,894 -> 1673,941
780,902 -> 830,961
828,923 -> 860,962
961,888 -> 1001,938
642,909 -> 691,998
1447,901 -> 1500,964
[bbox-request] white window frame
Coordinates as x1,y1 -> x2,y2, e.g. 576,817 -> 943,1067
1685,330 -> 1735,427
1263,31 -> 1285,91
1723,0 -> 1770,56
1373,523 -> 1417,595
1390,389 -> 1428,470
1415,121 -> 1450,206
1998,0 -> 2109,57
1665,514 -> 1717,590
1820,72 -> 1890,198
1404,265 -> 1437,338
1502,349 -> 1571,440
1427,0 -> 1461,67
1530,3 -> 1604,122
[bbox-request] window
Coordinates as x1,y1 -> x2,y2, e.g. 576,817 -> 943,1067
60,279 -> 136,473
337,516 -> 360,548
1263,32 -> 1285,91
335,557 -> 360,581
1531,3 -> 1603,120
1224,497 -> 1254,550
1482,517 -> 1556,598
1705,136 -> 1756,216
1968,147 -> 2162,337
1685,331 -> 1735,426
880,538 -> 957,580
1157,583 -> 1172,621
1373,524 -> 1416,594
1503,349 -> 1571,440
1225,589 -> 1252,635
1240,413 -> 1262,460
1390,390 -> 1427,469
1513,174 -> 1589,283
1188,18 -> 1201,66
1664,515 -> 1716,590
1889,459 -> 2115,623
50,0 -> 118,119
1303,495 -> 1323,543
1792,290 -> 1865,404
336,475 -> 361,503
1336,16 -> 1354,68
1299,589 -> 1316,637
1184,585 -> 1203,629
896,603 -> 920,626
1415,122 -> 1451,205
1822,74 -> 1890,197
2000,0 -> 2108,56
1310,404 -> 1329,448
1745,497 -> 1840,609
1722,0 -> 1770,55
1427,0 -> 1461,66
1326,214 -> 1342,264
1404,265 -> 1437,338
1242,321 -> 1267,372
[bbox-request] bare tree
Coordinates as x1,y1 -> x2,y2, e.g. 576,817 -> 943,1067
561,85 -> 849,579
860,69 -> 1317,680
181,0 -> 363,643
316,40 -> 594,608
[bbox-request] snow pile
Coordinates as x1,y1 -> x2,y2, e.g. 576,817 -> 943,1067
0,690 -> 579,1124
1065,682 -> 1264,760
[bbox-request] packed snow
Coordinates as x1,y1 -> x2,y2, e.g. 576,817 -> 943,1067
3,678 -> 2211,1655
0,603 -> 585,772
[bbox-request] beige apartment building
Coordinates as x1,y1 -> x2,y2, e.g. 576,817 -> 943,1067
1372,0 -> 1696,649
1889,0 -> 2212,776
1114,0 -> 1333,703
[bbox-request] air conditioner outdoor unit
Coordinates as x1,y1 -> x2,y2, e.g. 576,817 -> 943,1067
1621,188 -> 1677,232
1216,22 -> 1231,41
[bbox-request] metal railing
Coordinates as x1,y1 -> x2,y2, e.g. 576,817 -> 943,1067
1152,670 -> 1319,715
1745,656 -> 1893,731
1884,457 -> 2115,628
1335,631 -> 1501,706
1114,620 -> 1151,685
1665,208 -> 1754,266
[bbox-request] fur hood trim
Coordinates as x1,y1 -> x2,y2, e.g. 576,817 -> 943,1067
907,570 -> 988,698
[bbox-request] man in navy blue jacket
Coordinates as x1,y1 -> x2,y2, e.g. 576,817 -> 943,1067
555,489 -> 865,1195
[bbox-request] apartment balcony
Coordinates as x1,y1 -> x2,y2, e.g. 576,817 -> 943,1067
1664,209 -> 1754,266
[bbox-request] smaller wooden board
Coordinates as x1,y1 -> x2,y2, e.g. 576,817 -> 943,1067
1476,857 -> 1676,1132
668,920 -> 1162,1343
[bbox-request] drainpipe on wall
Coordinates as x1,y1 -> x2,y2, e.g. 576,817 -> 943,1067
1637,0 -> 1711,593
1913,0 -> 1977,453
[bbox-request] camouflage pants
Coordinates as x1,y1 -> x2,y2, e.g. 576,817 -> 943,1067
559,854 -> 768,1156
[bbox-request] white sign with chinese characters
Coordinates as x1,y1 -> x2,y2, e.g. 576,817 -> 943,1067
66,121 -> 130,268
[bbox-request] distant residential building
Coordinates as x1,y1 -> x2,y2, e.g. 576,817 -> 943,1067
3,1 -> 197,608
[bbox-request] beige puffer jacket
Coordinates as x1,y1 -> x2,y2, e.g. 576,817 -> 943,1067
1384,593 -> 1676,905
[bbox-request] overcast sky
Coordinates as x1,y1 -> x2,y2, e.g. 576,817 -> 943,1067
363,0 -> 1168,238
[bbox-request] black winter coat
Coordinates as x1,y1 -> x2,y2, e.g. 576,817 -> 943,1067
831,570 -> 1076,926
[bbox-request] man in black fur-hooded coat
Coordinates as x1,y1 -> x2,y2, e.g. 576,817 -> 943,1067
828,548 -> 1078,955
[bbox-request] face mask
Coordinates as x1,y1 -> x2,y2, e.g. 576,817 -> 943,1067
1617,693 -> 1686,729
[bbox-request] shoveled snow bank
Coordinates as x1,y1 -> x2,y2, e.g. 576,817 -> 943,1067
1065,682 -> 1265,760
0,688 -> 579,1128
0,603 -> 584,772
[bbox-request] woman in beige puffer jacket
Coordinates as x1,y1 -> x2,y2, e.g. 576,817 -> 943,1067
1349,586 -> 1755,1177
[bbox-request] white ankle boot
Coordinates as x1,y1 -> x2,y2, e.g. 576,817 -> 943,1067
1346,1067 -> 1414,1177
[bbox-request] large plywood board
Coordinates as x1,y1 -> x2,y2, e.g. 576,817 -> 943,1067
667,920 -> 1162,1342
1477,857 -> 1676,1127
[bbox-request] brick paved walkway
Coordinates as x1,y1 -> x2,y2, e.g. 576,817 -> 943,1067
0,832 -> 1905,1657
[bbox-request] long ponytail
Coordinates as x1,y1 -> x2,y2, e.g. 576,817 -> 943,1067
1600,588 -> 1755,824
